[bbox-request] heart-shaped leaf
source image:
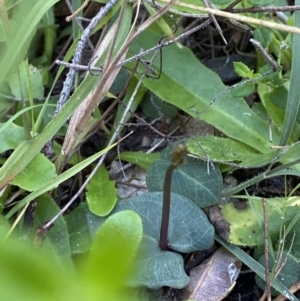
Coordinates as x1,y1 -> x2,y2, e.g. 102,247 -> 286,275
116,192 -> 214,253
147,146 -> 222,208
129,235 -> 189,289
67,192 -> 214,289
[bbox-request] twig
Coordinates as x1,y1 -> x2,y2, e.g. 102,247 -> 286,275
263,198 -> 271,301
230,5 -> 300,14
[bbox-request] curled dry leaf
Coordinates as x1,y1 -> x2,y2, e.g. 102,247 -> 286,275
207,206 -> 231,241
177,247 -> 242,301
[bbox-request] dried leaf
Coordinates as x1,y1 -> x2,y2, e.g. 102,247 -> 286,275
177,247 -> 242,301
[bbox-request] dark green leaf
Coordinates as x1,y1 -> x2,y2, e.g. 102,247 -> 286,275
34,195 -> 73,269
65,202 -> 93,254
269,86 -> 288,110
129,235 -> 189,288
140,91 -> 177,119
117,192 -> 214,252
146,147 -> 222,208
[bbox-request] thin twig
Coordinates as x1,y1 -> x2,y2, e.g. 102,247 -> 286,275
263,198 -> 271,301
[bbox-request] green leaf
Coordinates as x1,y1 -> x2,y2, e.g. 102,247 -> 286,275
83,210 -> 143,301
269,86 -> 288,110
0,0 -> 60,86
129,29 -> 277,153
0,238 -> 79,301
130,235 -> 189,288
116,192 -> 214,252
65,202 -> 93,254
220,197 -> 300,246
8,60 -> 44,100
268,206 -> 300,261
233,62 -> 254,79
210,0 -> 232,5
248,0 -> 275,6
6,143 -> 117,219
70,193 -> 214,288
12,153 -> 56,191
33,194 -> 73,269
231,82 -> 255,98
86,164 -> 117,216
0,122 -> 26,152
140,91 -> 178,119
259,84 -> 285,132
119,151 -> 160,170
186,136 -> 258,163
256,252 -> 300,296
146,146 -> 222,208
280,3 -> 300,145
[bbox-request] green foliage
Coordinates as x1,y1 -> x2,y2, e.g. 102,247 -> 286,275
86,164 -> 117,216
119,151 -> 160,170
0,210 -> 143,301
2,0 -> 300,300
147,145 -> 222,208
8,59 -> 44,100
12,154 -> 56,191
186,136 -> 258,163
256,252 -> 300,296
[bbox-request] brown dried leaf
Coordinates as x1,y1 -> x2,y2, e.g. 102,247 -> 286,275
177,247 -> 242,301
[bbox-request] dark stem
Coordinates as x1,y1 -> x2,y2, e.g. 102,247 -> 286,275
159,143 -> 187,251
160,163 -> 177,250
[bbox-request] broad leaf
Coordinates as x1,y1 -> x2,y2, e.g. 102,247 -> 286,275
130,235 -> 189,289
129,29 -> 278,153
220,197 -> 300,246
33,195 -> 73,269
83,210 -> 143,301
8,60 -> 44,100
65,202 -> 93,254
116,192 -> 214,252
186,136 -> 258,163
147,146 -> 222,208
0,122 -> 26,152
12,153 -> 56,191
86,164 -> 117,216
